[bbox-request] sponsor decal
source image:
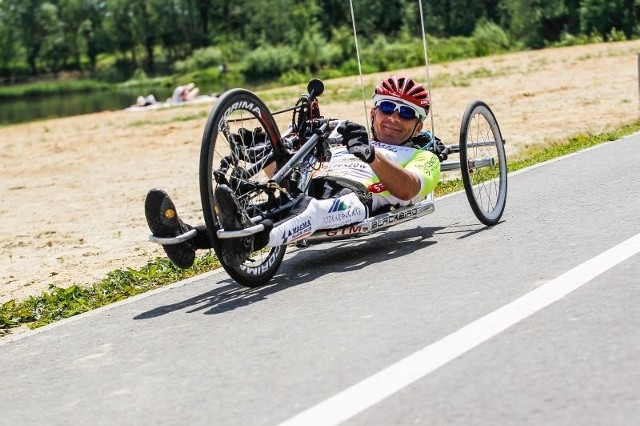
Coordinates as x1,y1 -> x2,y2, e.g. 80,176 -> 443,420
239,246 -> 282,275
321,207 -> 364,226
412,154 -> 439,176
325,225 -> 363,237
367,182 -> 386,193
280,219 -> 312,244
371,207 -> 418,230
330,162 -> 369,170
416,164 -> 432,176
328,198 -> 349,213
287,219 -> 311,236
331,153 -> 364,161
373,142 -> 413,154
219,101 -> 261,131
373,142 -> 399,152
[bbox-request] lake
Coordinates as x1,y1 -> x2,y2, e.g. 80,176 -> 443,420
0,83 -> 224,126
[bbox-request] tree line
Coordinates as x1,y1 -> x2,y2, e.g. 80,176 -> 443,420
0,0 -> 638,85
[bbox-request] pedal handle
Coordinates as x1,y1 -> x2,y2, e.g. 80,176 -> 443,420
149,229 -> 197,245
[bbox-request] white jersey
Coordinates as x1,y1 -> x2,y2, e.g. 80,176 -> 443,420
267,140 -> 441,247
313,140 -> 441,210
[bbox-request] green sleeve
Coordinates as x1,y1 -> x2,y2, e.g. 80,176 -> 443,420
404,150 -> 441,199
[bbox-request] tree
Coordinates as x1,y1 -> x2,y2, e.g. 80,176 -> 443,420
500,0 -> 570,48
286,0 -> 322,45
0,0 -> 21,73
446,0 -> 489,36
67,0 -> 107,72
244,0 -> 296,47
15,0 -> 66,74
152,0 -> 190,63
39,2 -> 67,74
580,0 -> 640,39
16,0 -> 44,73
105,0 -> 137,64
193,0 -> 215,48
132,0 -> 155,72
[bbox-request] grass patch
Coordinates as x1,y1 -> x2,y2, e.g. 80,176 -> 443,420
2,119 -> 639,337
509,122 -> 640,171
436,120 -> 640,195
1,252 -> 221,336
0,80 -> 111,100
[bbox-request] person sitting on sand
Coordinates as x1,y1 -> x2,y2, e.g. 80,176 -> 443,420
170,83 -> 199,104
135,94 -> 158,107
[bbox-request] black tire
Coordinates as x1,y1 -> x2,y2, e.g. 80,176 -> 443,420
199,89 -> 287,287
459,100 -> 508,226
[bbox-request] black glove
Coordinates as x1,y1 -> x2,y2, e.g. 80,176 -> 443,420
411,131 -> 433,148
236,127 -> 266,146
411,131 -> 448,162
230,127 -> 269,162
436,141 -> 449,162
337,122 -> 375,163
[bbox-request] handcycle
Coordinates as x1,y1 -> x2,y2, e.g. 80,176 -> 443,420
191,79 -> 507,287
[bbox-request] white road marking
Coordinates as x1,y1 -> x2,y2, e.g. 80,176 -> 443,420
278,232 -> 640,426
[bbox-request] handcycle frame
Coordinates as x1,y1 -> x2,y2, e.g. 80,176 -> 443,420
195,78 -> 507,287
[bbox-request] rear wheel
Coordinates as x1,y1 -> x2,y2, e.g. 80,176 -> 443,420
459,100 -> 508,226
199,89 -> 287,287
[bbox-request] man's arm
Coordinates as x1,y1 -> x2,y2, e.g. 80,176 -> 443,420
368,154 -> 421,201
337,122 -> 423,200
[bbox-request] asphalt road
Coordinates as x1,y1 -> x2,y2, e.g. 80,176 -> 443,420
1,133 -> 639,426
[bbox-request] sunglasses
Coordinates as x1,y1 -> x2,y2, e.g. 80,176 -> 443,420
375,100 -> 420,120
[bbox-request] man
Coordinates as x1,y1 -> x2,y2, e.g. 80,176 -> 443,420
145,76 -> 442,269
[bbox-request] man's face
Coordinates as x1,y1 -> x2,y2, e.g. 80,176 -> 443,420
370,107 -> 423,145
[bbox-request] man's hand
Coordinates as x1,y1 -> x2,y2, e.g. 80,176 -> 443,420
236,127 -> 266,146
230,127 -> 269,162
412,131 -> 449,162
337,122 -> 375,163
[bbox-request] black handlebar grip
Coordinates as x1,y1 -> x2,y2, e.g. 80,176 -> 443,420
307,79 -> 324,98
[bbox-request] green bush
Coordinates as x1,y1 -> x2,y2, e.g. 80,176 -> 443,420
361,35 -> 423,72
242,44 -> 297,82
330,26 -> 357,64
278,69 -> 308,86
0,79 -> 109,100
296,32 -> 333,72
429,36 -> 477,62
215,37 -> 250,64
608,28 -> 627,42
472,20 -> 511,56
92,64 -> 122,83
550,32 -> 604,47
174,47 -> 224,73
317,68 -> 345,80
131,68 -> 149,81
93,58 -> 137,83
339,58 -> 378,76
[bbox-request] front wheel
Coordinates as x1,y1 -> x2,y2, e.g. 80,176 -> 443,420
199,89 -> 287,287
459,100 -> 508,226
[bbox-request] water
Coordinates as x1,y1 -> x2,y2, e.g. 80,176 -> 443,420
0,84 -> 223,126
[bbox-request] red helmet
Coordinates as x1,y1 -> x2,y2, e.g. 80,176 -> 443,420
373,76 -> 430,119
